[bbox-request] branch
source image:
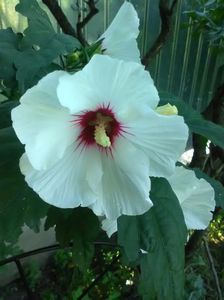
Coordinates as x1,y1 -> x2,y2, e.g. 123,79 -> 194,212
142,0 -> 178,67
203,238 -> 223,300
42,0 -> 77,38
76,0 -> 99,46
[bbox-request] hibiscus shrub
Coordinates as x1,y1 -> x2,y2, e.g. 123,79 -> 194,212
0,0 -> 224,299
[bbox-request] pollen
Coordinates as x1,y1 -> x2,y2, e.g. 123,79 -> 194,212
94,124 -> 111,147
74,104 -> 122,150
156,103 -> 178,116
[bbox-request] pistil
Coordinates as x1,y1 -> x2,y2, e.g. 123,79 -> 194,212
94,123 -> 111,147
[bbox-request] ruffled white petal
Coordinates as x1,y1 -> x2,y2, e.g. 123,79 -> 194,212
11,71 -> 75,171
57,55 -> 159,114
57,71 -> 97,114
20,146 -> 103,208
100,1 -> 141,63
90,138 -> 153,219
167,166 -> 215,229
126,108 -> 189,177
101,219 -> 117,238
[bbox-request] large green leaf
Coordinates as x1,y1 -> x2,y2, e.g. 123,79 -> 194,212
118,178 -> 187,300
0,127 -> 49,244
15,0 -> 55,46
45,207 -> 100,272
159,95 -> 224,149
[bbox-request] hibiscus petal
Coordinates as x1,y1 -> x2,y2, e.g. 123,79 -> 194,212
11,71 -> 75,171
57,71 -> 97,114
100,1 -> 140,63
101,219 -> 117,238
167,166 -> 215,229
126,108 -> 189,177
58,55 -> 159,114
90,138 -> 152,219
20,145 -> 103,208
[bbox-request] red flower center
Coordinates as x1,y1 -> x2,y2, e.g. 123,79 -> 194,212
73,105 -> 123,149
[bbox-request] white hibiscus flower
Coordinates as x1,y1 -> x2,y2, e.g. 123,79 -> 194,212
103,166 -> 215,237
12,54 -> 188,220
99,1 -> 140,63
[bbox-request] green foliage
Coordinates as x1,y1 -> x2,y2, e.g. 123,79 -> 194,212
0,242 -> 21,260
0,127 -> 49,244
118,178 -> 187,300
185,254 -> 206,300
160,95 -> 224,150
45,207 -> 100,272
0,29 -> 21,82
186,0 -> 224,50
15,0 -> 79,92
6,248 -> 134,300
0,0 -> 80,95
0,100 -> 18,128
184,237 -> 224,300
25,262 -> 42,291
209,210 -> 224,243
66,40 -> 103,72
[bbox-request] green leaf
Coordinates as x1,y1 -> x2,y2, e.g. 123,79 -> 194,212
45,207 -> 100,272
118,178 -> 187,300
0,28 -> 20,81
13,0 -> 80,91
160,95 -> 224,149
14,48 -> 61,92
15,0 -> 79,51
0,1 -> 80,92
0,242 -> 22,260
117,215 -> 141,262
0,100 -> 18,129
0,127 -> 49,244
15,0 -> 56,46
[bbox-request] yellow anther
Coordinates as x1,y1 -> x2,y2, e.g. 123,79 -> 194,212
156,103 -> 178,116
94,124 -> 111,148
